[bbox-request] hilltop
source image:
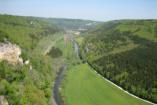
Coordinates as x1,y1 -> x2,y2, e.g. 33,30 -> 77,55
47,18 -> 101,30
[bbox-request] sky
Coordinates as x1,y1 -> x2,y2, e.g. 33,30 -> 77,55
0,0 -> 157,21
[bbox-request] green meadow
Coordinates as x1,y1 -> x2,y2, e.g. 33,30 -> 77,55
61,64 -> 151,105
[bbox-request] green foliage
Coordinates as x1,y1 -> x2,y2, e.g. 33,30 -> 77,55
0,14 -> 60,50
0,14 -> 62,105
0,61 -> 28,105
21,85 -> 48,105
48,47 -> 63,58
81,19 -> 157,103
0,61 -> 25,82
0,30 -> 9,42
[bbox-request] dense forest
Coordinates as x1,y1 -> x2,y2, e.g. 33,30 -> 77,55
0,14 -> 61,105
80,20 -> 157,103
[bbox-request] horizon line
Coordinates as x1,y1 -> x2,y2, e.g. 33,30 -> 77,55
1,13 -> 157,22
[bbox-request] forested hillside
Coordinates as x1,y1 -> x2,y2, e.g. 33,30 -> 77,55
0,14 -> 61,105
80,20 -> 157,103
47,18 -> 101,30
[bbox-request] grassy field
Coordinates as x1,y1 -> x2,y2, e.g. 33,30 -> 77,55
61,64 -> 151,105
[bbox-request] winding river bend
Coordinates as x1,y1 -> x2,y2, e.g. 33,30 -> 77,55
53,64 -> 67,105
53,34 -> 79,105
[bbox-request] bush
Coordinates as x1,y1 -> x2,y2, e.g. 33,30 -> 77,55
48,47 -> 63,58
0,30 -> 9,42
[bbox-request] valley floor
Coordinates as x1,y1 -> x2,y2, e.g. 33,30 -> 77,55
61,64 -> 152,105
56,34 -> 153,105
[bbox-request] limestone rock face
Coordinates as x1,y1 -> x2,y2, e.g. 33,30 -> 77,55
0,42 -> 23,65
0,96 -> 9,105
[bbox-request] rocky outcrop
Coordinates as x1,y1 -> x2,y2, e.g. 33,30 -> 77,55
0,42 -> 23,65
0,96 -> 9,105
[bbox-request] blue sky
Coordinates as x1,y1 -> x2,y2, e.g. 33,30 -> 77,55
0,0 -> 157,21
